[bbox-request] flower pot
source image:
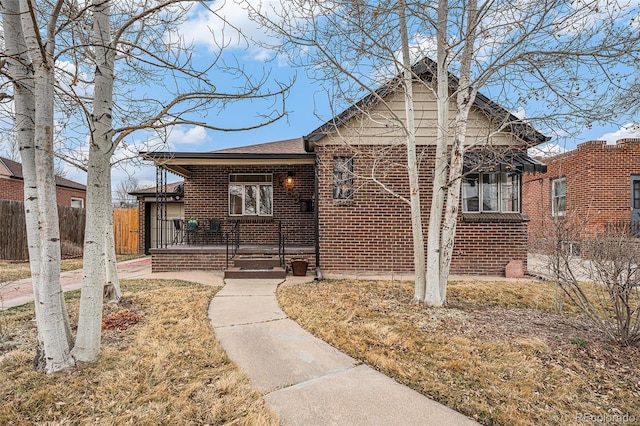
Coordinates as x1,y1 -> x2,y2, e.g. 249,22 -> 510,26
291,258 -> 309,276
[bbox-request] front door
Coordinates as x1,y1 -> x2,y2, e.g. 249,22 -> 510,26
631,175 -> 640,232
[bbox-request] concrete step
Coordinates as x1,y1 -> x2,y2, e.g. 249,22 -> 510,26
224,266 -> 287,280
234,255 -> 282,269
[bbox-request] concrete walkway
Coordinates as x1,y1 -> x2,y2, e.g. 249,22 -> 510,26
209,278 -> 478,426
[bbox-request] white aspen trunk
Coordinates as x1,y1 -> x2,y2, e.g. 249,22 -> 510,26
19,0 -> 74,372
105,174 -> 122,302
439,116 -> 469,298
73,153 -> 110,362
439,0 -> 479,301
73,0 -> 117,362
2,0 -> 45,356
398,0 -> 426,302
424,0 -> 450,306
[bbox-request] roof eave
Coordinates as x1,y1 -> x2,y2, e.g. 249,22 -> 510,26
140,152 -> 316,174
141,151 -> 316,160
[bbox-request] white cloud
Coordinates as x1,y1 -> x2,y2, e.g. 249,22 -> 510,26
528,143 -> 567,158
166,125 -> 210,147
511,107 -> 527,120
175,1 -> 281,61
598,123 -> 640,144
55,60 -> 93,98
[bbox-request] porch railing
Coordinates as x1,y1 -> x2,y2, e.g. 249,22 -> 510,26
225,221 -> 240,269
605,221 -> 640,237
278,220 -> 286,269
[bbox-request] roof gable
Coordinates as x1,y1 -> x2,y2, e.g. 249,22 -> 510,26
304,57 -> 549,149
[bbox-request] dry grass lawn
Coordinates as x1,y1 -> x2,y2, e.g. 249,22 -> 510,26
278,279 -> 640,426
0,279 -> 278,425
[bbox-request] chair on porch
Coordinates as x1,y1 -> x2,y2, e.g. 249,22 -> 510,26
172,218 -> 184,245
185,219 -> 200,245
203,219 -> 222,244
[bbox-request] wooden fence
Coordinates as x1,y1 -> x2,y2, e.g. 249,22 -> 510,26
0,201 -> 139,261
113,208 -> 139,254
0,199 -> 85,261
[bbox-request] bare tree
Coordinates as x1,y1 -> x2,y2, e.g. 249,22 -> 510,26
426,0 -> 640,305
246,0 -> 640,306
540,218 -> 640,347
2,0 -> 75,372
1,0 -> 290,370
114,175 -> 140,208
0,132 -> 19,160
70,0 -> 290,363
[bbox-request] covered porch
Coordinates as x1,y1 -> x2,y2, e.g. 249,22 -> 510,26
141,138 -> 318,275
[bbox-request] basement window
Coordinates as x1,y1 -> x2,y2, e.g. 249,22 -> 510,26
229,174 -> 273,216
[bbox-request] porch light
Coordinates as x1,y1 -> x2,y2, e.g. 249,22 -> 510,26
286,172 -> 294,185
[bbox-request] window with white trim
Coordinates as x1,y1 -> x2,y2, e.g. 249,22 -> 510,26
229,174 -> 273,216
551,177 -> 566,216
462,173 -> 520,213
70,197 -> 84,208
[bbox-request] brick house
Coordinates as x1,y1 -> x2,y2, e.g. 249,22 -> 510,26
142,58 -> 548,277
523,139 -> 640,242
0,156 -> 86,207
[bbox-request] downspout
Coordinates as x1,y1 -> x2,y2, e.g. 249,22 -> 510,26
312,143 -> 322,281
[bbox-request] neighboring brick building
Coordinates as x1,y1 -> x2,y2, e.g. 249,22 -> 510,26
0,156 -> 86,207
523,139 -> 640,242
142,57 -> 548,277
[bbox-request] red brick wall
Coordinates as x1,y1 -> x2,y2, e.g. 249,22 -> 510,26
0,177 -> 85,207
316,144 -> 529,276
0,178 -> 23,201
184,164 -> 315,246
523,139 -> 640,240
55,187 -> 86,207
452,218 -> 528,275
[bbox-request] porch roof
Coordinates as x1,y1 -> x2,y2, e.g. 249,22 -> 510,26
141,138 -> 315,178
129,181 -> 183,197
463,151 -> 547,174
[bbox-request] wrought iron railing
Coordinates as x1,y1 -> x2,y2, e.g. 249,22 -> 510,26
278,220 -> 286,269
226,221 -> 240,268
605,221 -> 640,237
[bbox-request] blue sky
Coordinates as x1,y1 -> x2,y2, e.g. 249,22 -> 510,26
62,1 -> 640,194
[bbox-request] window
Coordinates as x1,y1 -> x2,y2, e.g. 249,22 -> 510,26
551,177 -> 566,216
333,157 -> 354,200
229,174 -> 273,216
633,179 -> 640,209
70,197 -> 84,208
462,173 -> 520,213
